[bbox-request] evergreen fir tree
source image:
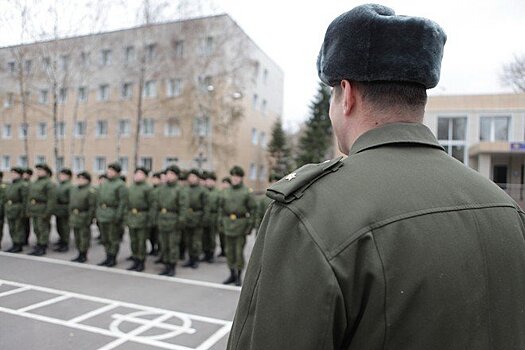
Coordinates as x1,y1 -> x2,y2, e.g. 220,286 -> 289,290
295,82 -> 333,166
267,118 -> 294,177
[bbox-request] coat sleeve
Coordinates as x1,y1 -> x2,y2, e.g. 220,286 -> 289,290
88,188 -> 97,223
45,182 -> 57,217
177,187 -> 189,227
117,184 -> 128,222
227,203 -> 346,350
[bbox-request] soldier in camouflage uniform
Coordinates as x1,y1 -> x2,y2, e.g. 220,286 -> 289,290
54,168 -> 73,252
182,169 -> 208,269
27,164 -> 56,256
0,171 -> 5,250
69,171 -> 96,263
254,173 -> 281,235
217,177 -> 231,257
220,166 -> 256,286
178,170 -> 189,260
149,171 -> 162,257
125,167 -> 155,272
22,168 -> 33,245
4,168 -> 28,253
156,165 -> 188,276
96,162 -> 127,267
202,171 -> 220,263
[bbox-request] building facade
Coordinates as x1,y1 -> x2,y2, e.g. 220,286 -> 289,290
0,14 -> 283,191
424,93 -> 525,207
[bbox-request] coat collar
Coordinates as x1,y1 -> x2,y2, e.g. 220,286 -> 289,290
349,122 -> 445,156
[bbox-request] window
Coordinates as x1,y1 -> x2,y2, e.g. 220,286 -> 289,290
193,116 -> 209,137
73,156 -> 85,172
249,163 -> 257,180
259,131 -> 266,148
60,55 -> 70,70
251,128 -> 258,145
146,43 -> 156,61
4,93 -> 14,108
36,155 -> 46,165
37,122 -> 47,138
1,156 -> 10,170
263,69 -> 268,84
3,124 -> 12,139
74,121 -> 86,137
167,79 -> 183,97
118,119 -> 130,137
94,157 -> 106,173
164,157 -> 178,168
140,157 -> 153,171
252,61 -> 260,81
252,94 -> 258,109
55,122 -> 66,139
19,123 -> 28,139
121,82 -> 133,99
141,118 -> 155,136
98,84 -> 110,101
58,87 -> 68,104
165,118 -> 181,137
25,59 -> 32,73
174,40 -> 184,58
118,157 -> 129,173
143,80 -> 157,98
56,157 -> 64,170
7,61 -> 15,74
437,117 -> 467,163
125,46 -> 135,64
198,76 -> 213,92
261,99 -> 267,115
39,89 -> 49,104
480,116 -> 510,142
42,57 -> 50,69
200,36 -> 214,56
96,120 -> 108,137
18,156 -> 28,168
101,49 -> 112,66
258,165 -> 266,181
78,86 -> 88,102
80,52 -> 90,67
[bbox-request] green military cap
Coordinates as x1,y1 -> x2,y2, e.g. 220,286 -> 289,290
165,165 -> 181,176
11,167 -> 25,175
59,168 -> 73,177
152,171 -> 162,179
207,171 -> 217,181
230,165 -> 245,177
188,168 -> 202,177
35,163 -> 53,176
179,170 -> 189,181
23,168 -> 33,176
269,173 -> 282,182
119,175 -> 127,182
77,171 -> 91,182
135,167 -> 150,176
221,176 -> 232,184
107,162 -> 122,173
98,173 -> 108,180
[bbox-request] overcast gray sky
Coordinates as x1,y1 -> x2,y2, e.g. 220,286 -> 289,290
1,0 -> 524,131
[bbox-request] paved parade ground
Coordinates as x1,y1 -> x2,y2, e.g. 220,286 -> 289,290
0,224 -> 254,350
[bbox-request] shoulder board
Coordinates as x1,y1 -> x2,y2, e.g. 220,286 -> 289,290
248,188 -> 253,193
89,188 -> 96,193
266,157 -> 344,204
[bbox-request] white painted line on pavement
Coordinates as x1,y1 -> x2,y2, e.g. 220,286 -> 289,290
17,294 -> 70,312
0,286 -> 30,298
0,252 -> 241,292
68,303 -> 118,324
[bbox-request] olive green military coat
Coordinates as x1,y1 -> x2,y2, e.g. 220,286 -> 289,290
26,176 -> 56,218
69,185 -> 97,227
125,181 -> 155,229
228,123 -> 525,350
55,180 -> 72,217
220,184 -> 256,237
3,179 -> 28,219
96,177 -> 127,224
155,182 -> 188,231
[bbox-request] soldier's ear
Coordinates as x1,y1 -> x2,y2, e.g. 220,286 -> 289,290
340,80 -> 357,117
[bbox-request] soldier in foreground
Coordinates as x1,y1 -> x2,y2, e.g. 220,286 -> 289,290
149,171 -> 162,256
4,168 -> 28,253
96,163 -> 127,267
220,166 -> 256,286
202,171 -> 220,263
21,168 -> 32,245
227,4 -> 525,349
69,172 -> 96,263
54,168 -> 73,252
27,163 -> 56,256
217,176 -> 231,257
125,167 -> 154,272
0,172 -> 4,250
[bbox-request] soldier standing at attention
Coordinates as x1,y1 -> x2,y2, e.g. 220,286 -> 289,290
96,162 -> 127,267
26,164 -> 56,256
178,170 -> 189,260
221,166 -> 256,286
4,168 -> 28,253
254,173 -> 281,235
156,165 -> 188,276
95,174 -> 107,242
69,171 -> 96,263
21,168 -> 33,246
54,168 -> 73,252
0,172 -> 5,250
227,4 -> 525,349
149,171 -> 162,257
202,171 -> 220,263
217,176 -> 231,257
125,167 -> 154,272
182,169 -> 208,269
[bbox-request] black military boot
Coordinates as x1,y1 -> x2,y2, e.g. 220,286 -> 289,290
235,270 -> 243,287
125,255 -> 135,261
77,252 -> 87,263
127,259 -> 140,271
159,263 -> 170,275
166,264 -> 175,277
182,258 -> 194,268
54,242 -> 69,253
29,244 -> 46,256
135,260 -> 145,272
223,269 -> 237,285
7,244 -> 22,253
106,255 -> 117,267
98,256 -> 109,266
206,252 -> 215,263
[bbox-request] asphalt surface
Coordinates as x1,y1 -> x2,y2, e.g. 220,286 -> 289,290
0,221 -> 255,350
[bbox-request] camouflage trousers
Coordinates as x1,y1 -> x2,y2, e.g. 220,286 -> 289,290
202,224 -> 217,254
184,226 -> 203,260
159,229 -> 182,264
32,216 -> 51,246
72,224 -> 91,253
225,235 -> 247,270
99,222 -> 121,256
7,217 -> 25,245
56,216 -> 70,244
129,227 -> 148,261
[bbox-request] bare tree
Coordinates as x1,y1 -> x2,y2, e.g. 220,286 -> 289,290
501,54 -> 525,92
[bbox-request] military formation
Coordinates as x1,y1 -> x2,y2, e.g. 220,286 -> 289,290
0,162 -> 278,286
